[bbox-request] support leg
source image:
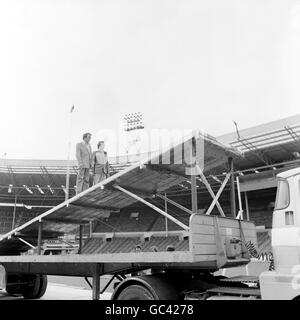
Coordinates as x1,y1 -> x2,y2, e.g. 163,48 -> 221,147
228,157 -> 236,218
37,221 -> 43,255
245,192 -> 250,221
191,175 -> 198,214
92,264 -> 101,300
164,193 -> 168,236
12,195 -> 17,230
78,225 -> 83,254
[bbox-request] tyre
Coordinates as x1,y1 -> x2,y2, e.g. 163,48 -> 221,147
6,284 -> 22,295
116,284 -> 155,300
114,276 -> 179,300
34,275 -> 48,299
5,275 -> 23,295
22,275 -> 41,299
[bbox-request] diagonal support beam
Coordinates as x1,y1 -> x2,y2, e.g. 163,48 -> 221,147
205,173 -> 231,216
16,237 -> 36,249
157,194 -> 193,215
114,185 -> 189,231
195,164 -> 226,217
235,176 -> 244,220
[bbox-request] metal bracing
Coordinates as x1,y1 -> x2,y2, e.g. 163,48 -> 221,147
100,274 -> 125,295
157,194 -> 193,215
16,237 -> 36,249
114,185 -> 190,231
205,173 -> 231,217
235,176 -> 244,220
164,193 -> 169,236
195,164 -> 226,217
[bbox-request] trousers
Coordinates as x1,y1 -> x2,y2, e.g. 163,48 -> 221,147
76,168 -> 90,194
93,171 -> 107,185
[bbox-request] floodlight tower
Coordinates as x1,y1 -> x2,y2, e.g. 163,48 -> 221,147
123,112 -> 145,162
65,105 -> 75,201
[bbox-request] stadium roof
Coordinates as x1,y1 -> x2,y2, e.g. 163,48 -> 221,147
218,114 -> 300,170
217,114 -> 300,192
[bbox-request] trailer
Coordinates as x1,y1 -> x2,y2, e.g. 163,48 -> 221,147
0,131 -> 261,300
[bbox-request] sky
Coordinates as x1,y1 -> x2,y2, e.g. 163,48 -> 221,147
0,0 -> 300,160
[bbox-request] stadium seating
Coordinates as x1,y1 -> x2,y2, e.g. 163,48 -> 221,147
80,238 -> 104,254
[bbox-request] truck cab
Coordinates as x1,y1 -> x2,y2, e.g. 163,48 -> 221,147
259,167 -> 300,300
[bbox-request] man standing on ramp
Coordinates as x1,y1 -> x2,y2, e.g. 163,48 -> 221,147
75,132 -> 92,194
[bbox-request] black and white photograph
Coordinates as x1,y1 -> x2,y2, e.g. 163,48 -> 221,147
0,0 -> 300,304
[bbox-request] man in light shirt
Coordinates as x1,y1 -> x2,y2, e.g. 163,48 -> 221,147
92,141 -> 110,185
75,132 -> 92,194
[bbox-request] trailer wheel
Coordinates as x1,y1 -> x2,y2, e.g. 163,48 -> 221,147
5,275 -> 23,295
22,275 -> 43,299
34,275 -> 48,299
6,284 -> 22,295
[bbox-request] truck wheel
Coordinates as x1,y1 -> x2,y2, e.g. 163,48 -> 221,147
114,276 -> 179,300
116,284 -> 155,300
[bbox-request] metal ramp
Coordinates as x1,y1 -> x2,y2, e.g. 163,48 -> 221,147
0,130 -> 241,256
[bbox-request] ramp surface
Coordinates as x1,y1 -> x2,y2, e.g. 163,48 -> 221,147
0,131 -> 240,255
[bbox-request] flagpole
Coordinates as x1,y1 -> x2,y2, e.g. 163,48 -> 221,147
65,105 -> 75,201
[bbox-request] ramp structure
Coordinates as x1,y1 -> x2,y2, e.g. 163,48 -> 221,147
0,130 -> 242,256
